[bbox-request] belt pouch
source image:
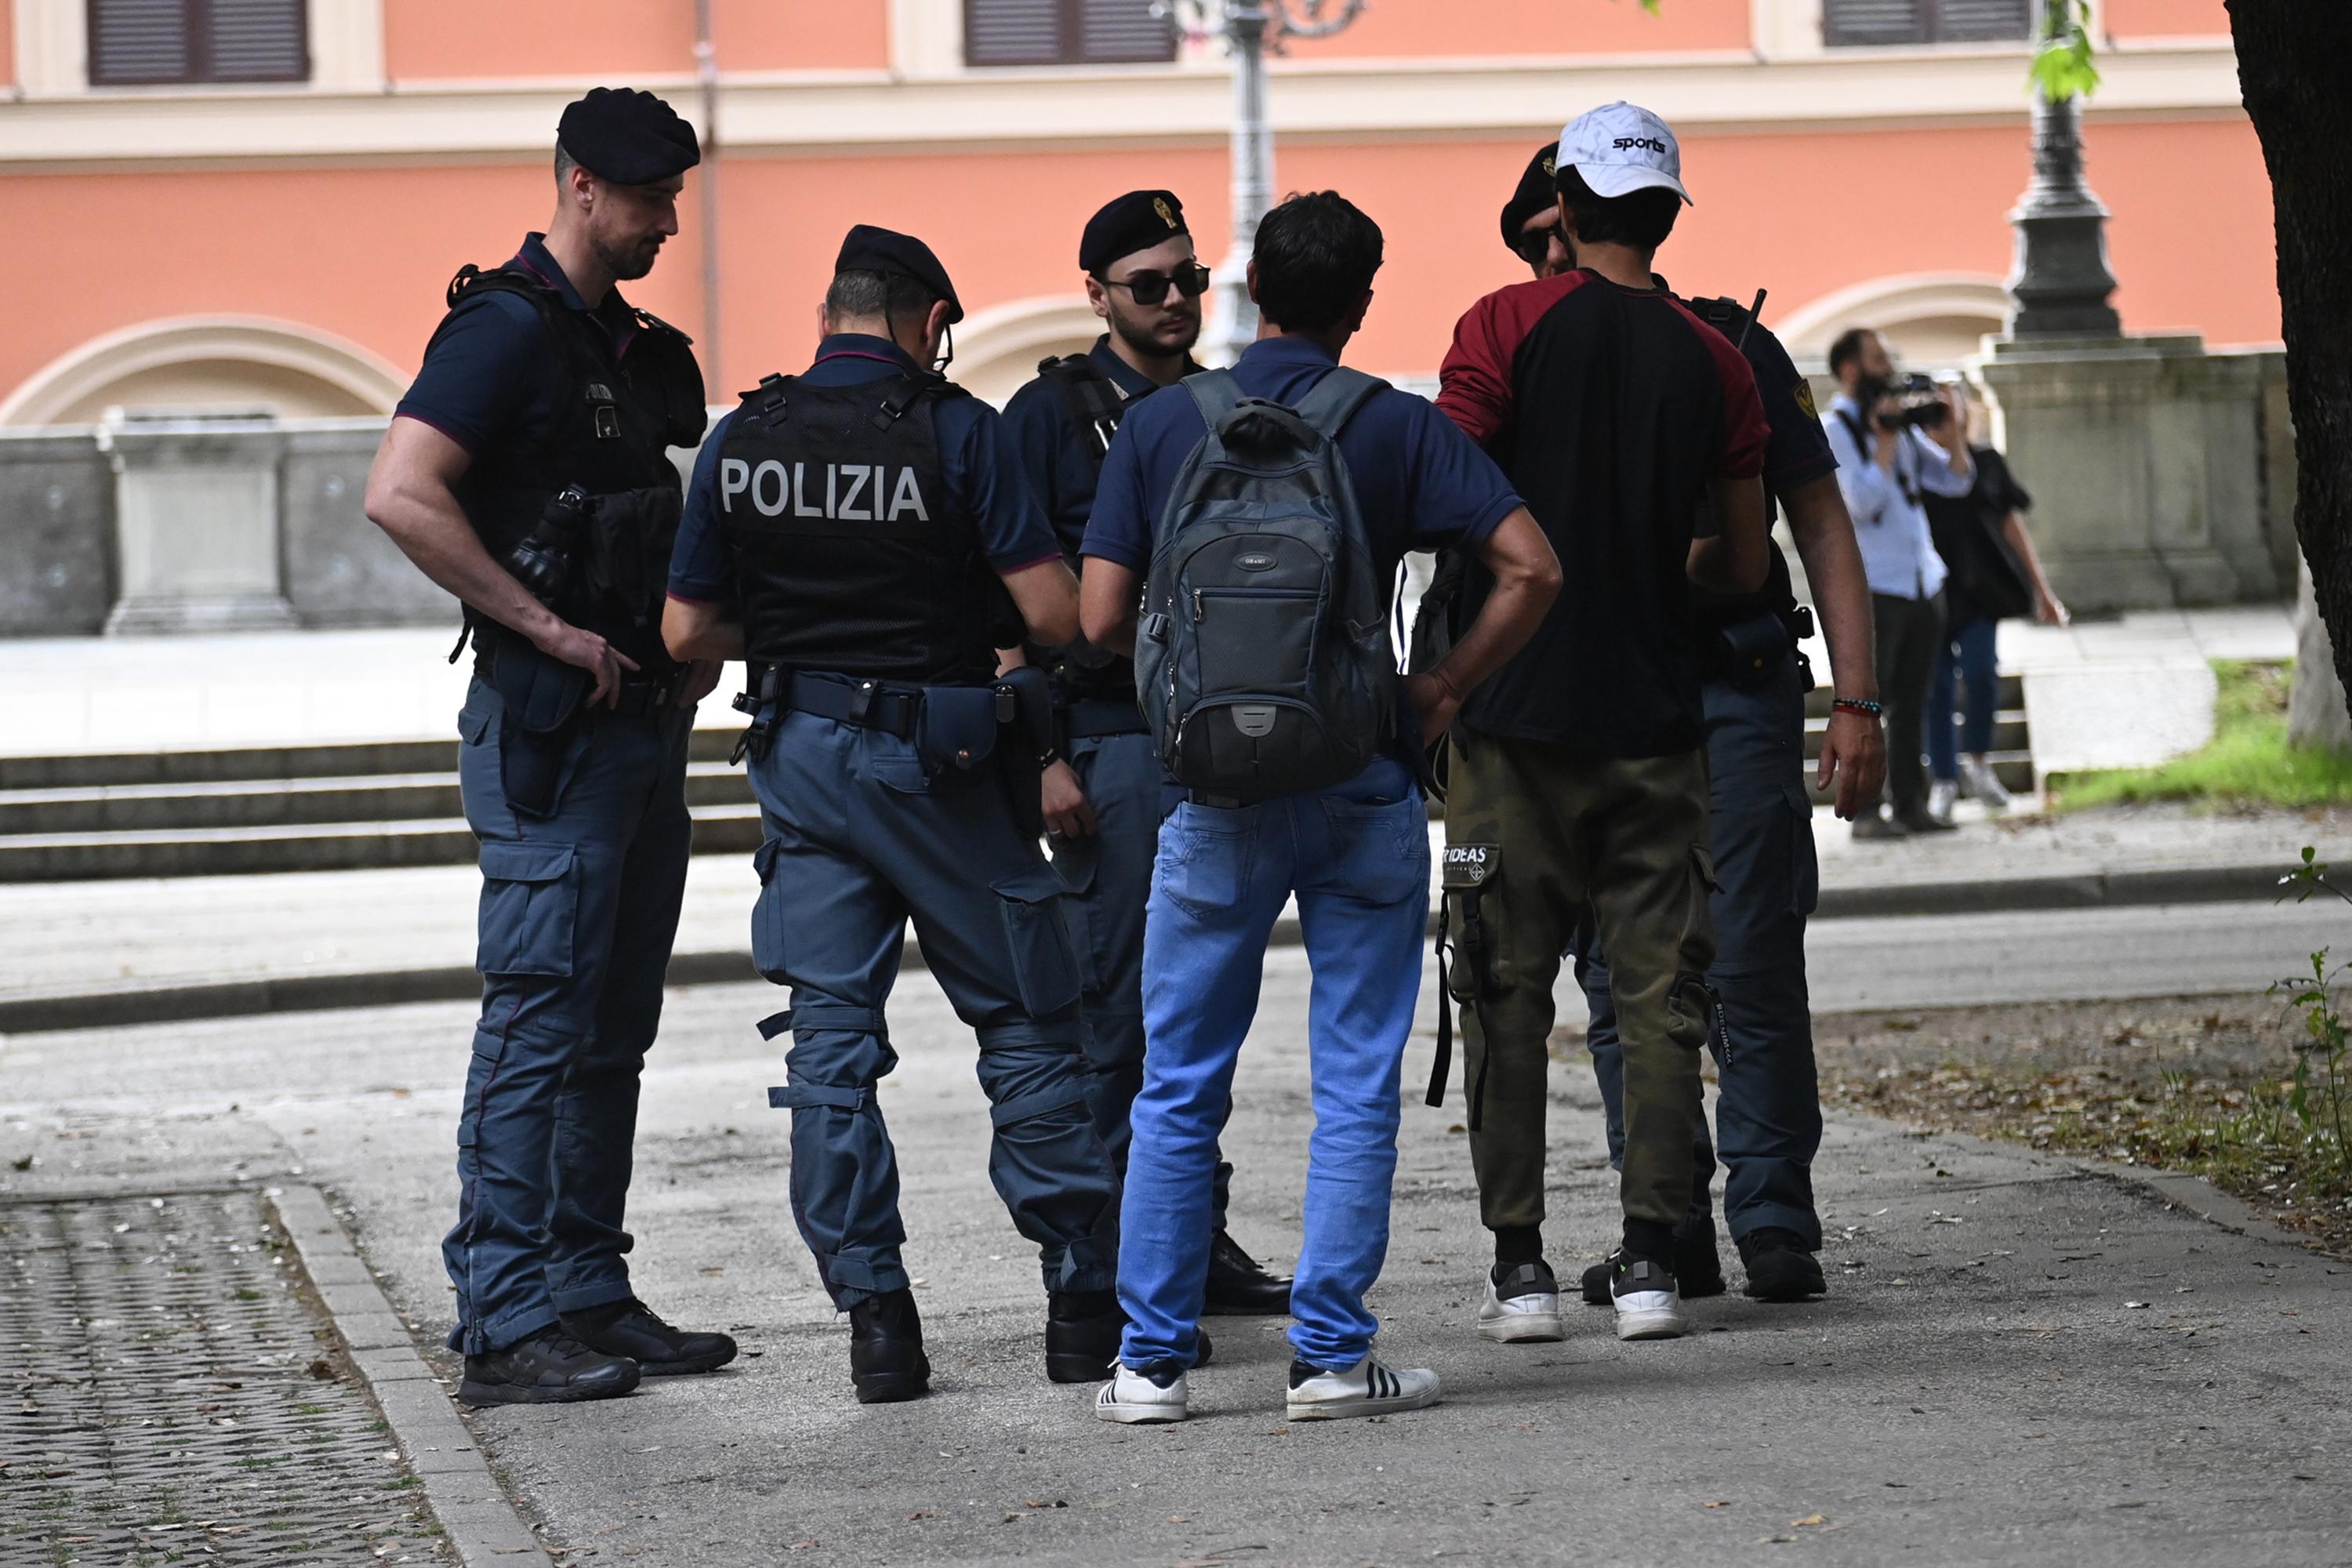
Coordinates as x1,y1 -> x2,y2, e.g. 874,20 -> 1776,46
488,639 -> 592,818
913,686 -> 1001,775
1715,613 -> 1788,691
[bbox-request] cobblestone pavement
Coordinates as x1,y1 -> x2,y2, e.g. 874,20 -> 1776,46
2,1189 -> 441,1564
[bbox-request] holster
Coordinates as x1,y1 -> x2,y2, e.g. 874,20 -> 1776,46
996,665 -> 1054,841
731,663 -> 787,766
1428,840 -> 1501,1131
1714,612 -> 1791,691
485,635 -> 592,818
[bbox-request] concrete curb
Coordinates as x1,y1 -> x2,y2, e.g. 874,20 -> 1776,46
0,860 -> 2296,1035
2074,1154 -> 2330,1254
268,1184 -> 543,1565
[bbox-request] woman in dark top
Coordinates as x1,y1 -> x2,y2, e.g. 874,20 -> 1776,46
1922,402 -> 2067,818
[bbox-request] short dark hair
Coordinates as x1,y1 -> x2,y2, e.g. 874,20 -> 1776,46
825,269 -> 938,335
1553,167 -> 1680,252
1828,327 -> 1875,378
1250,191 -> 1383,333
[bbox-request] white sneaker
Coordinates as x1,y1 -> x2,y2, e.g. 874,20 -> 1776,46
1926,779 -> 1960,823
1610,1256 -> 1690,1341
1286,1355 -> 1441,1421
1477,1260 -> 1564,1343
1094,1363 -> 1189,1425
1960,756 -> 2012,811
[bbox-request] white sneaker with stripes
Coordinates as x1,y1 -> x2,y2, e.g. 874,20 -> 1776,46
1094,1363 -> 1189,1425
1285,1355 -> 1441,1421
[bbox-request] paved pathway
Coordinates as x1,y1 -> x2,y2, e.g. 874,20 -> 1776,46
3,948 -> 2346,1565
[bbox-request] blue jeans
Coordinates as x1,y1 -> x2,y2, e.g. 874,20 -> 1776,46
1049,728 -> 1232,1223
1579,649 -> 1824,1249
1926,613 -> 2000,781
1118,756 -> 1430,1371
745,697 -> 1118,1308
444,677 -> 695,1354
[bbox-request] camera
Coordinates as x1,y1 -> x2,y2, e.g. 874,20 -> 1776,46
1860,371 -> 1951,433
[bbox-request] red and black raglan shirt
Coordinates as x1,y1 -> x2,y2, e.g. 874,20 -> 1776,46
1437,269 -> 1769,757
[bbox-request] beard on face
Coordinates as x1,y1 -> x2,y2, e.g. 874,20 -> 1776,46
592,229 -> 662,283
1106,297 -> 1201,363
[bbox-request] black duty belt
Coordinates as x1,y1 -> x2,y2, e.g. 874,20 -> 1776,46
783,673 -> 924,740
1065,697 -> 1149,741
605,672 -> 688,717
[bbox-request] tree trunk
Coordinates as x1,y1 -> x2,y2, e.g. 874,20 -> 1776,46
2230,3 -> 2352,703
2290,558 -> 2352,753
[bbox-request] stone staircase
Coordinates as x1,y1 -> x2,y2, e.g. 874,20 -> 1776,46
0,731 -> 762,881
1801,670 -> 2033,806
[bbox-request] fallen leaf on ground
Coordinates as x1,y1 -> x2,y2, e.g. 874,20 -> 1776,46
1792,1513 -> 1828,1526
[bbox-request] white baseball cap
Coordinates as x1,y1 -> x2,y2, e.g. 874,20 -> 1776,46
1557,100 -> 1692,205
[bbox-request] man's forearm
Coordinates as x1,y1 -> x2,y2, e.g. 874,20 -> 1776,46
1432,564 -> 1554,700
1784,474 -> 1878,700
370,483 -> 559,647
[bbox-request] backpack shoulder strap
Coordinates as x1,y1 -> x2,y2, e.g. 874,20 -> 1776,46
1180,368 -> 1247,430
1291,365 -> 1388,441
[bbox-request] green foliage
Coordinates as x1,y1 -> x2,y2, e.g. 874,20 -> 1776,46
2049,661 -> 2352,811
2031,0 -> 2102,101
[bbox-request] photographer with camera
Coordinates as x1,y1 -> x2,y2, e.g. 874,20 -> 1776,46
1824,327 -> 1974,839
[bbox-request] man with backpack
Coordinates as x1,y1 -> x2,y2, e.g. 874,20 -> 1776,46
1434,103 -> 1772,1345
1000,191 -> 1291,1317
1075,191 -> 1560,1425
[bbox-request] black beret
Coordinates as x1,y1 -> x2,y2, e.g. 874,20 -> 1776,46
1080,190 -> 1190,275
1499,143 -> 1559,253
835,224 -> 964,325
557,87 -> 701,185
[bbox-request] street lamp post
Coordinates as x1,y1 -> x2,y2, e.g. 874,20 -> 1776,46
1160,0 -> 1368,365
2005,0 -> 2121,337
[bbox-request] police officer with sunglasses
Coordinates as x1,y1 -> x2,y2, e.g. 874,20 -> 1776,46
999,191 -> 1294,1318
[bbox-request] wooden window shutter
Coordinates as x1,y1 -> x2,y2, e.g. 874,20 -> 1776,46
966,0 -> 1174,66
1821,0 -> 1931,46
89,0 -> 308,86
1077,0 -> 1176,64
1934,0 -> 2035,42
965,0 -> 1064,66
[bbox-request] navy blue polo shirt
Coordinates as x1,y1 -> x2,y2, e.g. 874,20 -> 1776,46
1080,334 -> 1523,587
1001,334 -> 1176,561
668,335 -> 1062,603
394,234 -> 640,456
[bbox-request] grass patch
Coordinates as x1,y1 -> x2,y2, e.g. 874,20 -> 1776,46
2049,659 -> 2352,811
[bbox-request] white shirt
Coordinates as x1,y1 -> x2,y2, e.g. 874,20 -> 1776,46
1824,393 -> 1974,601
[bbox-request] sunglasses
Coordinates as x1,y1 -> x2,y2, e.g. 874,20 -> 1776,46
1512,221 -> 1567,267
1101,261 -> 1213,307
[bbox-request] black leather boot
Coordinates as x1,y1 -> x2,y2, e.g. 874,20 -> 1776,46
560,1298 -> 738,1376
459,1325 -> 639,1406
1045,1289 -> 1123,1384
848,1288 -> 931,1404
1202,1229 -> 1294,1316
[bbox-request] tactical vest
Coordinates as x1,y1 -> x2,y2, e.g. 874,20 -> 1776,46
716,372 -> 1002,686
1032,353 -> 1149,708
424,260 -> 706,661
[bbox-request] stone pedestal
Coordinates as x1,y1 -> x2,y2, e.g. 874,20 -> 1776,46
1972,334 -> 2278,614
99,411 -> 300,635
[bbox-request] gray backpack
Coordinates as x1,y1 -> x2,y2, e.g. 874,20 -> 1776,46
1134,367 -> 1396,796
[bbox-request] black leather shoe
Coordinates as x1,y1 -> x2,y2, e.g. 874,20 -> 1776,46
1045,1289 -> 1123,1384
1202,1229 -> 1294,1316
459,1326 -> 639,1406
848,1288 -> 931,1404
1738,1227 -> 1828,1302
560,1298 -> 738,1376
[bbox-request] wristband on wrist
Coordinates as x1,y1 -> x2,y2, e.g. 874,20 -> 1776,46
1831,696 -> 1884,719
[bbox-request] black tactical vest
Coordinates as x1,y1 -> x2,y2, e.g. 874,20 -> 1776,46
423,258 -> 706,666
716,372 -> 1001,686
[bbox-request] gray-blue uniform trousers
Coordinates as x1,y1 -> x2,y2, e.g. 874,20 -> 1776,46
394,233 -> 702,1354
999,338 -> 1234,1220
1576,307 -> 1836,1250
671,335 -> 1119,1307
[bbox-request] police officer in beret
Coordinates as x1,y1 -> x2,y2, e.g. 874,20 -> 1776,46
365,87 -> 736,1405
664,226 -> 1130,1404
1478,140 -> 1888,1318
999,190 -> 1291,1318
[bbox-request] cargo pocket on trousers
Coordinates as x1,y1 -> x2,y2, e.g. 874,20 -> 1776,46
1784,779 -> 1820,920
752,837 -> 792,983
993,865 -> 1083,1019
1678,842 -> 1722,962
475,841 -> 578,977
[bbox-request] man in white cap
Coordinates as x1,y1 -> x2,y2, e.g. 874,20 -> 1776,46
1432,102 -> 1771,1345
